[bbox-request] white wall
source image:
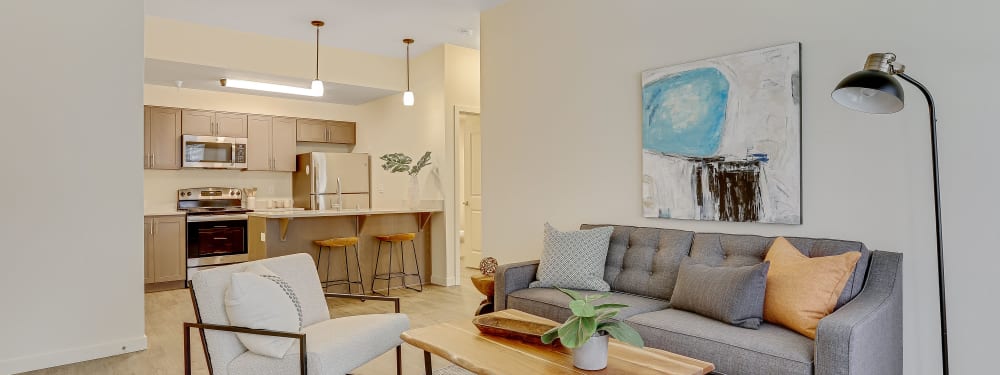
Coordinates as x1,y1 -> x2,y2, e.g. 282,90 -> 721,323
0,1 -> 146,373
481,1 -> 999,374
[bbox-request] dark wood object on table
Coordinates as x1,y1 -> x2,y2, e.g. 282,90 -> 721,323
472,312 -> 558,346
470,273 -> 495,315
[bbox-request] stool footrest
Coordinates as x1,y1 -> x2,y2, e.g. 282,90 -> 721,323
372,272 -> 419,280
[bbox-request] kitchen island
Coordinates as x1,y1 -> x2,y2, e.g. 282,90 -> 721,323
247,208 -> 442,292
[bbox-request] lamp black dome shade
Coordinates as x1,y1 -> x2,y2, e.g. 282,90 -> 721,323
831,70 -> 905,114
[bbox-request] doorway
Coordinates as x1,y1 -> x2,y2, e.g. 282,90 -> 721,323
457,109 -> 482,270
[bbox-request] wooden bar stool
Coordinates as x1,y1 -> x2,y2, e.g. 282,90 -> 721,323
371,232 -> 423,296
313,236 -> 366,295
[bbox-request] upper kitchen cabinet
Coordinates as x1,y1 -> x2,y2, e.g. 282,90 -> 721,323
247,115 -> 297,172
182,110 -> 248,138
144,106 -> 182,170
296,118 -> 356,144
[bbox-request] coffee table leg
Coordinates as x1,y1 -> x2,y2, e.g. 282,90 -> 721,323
424,350 -> 432,375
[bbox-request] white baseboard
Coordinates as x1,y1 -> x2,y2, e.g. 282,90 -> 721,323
0,335 -> 147,374
431,275 -> 459,286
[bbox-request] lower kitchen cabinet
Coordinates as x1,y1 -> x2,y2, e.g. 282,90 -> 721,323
144,215 -> 186,289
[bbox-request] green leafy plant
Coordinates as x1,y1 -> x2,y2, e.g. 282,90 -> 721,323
379,152 -> 432,176
541,288 -> 644,349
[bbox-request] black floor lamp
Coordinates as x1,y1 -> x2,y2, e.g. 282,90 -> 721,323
831,52 -> 949,374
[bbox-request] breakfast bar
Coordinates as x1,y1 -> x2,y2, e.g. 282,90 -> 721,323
247,208 -> 441,292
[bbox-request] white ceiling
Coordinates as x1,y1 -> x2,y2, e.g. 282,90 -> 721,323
145,58 -> 399,105
145,0 -> 508,58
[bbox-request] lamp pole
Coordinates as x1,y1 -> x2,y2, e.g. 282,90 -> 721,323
896,73 -> 949,374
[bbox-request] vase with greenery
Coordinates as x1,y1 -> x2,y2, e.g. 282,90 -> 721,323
540,287 -> 644,370
379,152 -> 431,208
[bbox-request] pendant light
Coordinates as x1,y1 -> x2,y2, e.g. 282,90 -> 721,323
220,20 -> 325,97
402,38 -> 415,106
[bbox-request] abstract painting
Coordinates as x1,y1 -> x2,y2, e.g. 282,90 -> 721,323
642,43 -> 801,224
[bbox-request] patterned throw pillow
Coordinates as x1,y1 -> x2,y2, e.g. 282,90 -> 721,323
225,263 -> 303,358
530,223 -> 613,291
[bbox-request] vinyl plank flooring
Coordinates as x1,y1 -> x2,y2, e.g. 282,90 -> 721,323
20,268 -> 484,375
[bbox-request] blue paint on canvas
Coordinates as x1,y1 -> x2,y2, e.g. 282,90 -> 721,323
642,67 -> 730,157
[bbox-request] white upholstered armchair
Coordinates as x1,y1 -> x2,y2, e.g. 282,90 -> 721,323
184,253 -> 410,375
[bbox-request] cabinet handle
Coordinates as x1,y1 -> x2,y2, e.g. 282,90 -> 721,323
151,152 -> 155,167
213,237 -> 228,240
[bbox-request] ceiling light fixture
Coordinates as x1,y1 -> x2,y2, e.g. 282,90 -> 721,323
220,20 -> 326,97
402,38 -> 415,106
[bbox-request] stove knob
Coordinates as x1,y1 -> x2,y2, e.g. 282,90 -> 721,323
236,191 -> 241,196
186,192 -> 192,196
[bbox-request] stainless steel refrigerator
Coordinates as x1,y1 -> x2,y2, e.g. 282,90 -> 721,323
292,152 -> 371,210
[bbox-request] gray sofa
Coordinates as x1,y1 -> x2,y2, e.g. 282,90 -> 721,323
494,225 -> 902,375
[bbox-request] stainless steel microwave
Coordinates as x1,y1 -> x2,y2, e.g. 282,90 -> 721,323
182,135 -> 247,169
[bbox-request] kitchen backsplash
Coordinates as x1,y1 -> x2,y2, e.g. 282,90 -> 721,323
143,169 -> 292,211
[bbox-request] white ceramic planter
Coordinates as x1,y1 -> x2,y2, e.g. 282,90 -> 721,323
407,175 -> 421,209
573,334 -> 609,370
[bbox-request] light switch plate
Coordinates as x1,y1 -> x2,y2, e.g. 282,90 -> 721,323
260,232 -> 266,242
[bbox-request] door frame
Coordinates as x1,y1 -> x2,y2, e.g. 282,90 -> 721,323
451,105 -> 481,282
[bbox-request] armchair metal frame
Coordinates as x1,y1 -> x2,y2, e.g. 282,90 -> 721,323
185,281 -> 403,375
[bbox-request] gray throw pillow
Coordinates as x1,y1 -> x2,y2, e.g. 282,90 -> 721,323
529,223 -> 613,291
670,259 -> 770,329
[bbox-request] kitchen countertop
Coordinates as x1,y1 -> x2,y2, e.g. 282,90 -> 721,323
248,208 -> 442,219
144,210 -> 186,217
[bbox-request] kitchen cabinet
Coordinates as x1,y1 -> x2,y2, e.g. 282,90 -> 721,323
144,215 -> 186,284
296,119 -> 356,144
144,106 -> 182,170
182,110 -> 248,138
248,116 -> 297,171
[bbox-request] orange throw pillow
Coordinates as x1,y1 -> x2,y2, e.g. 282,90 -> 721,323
763,237 -> 861,339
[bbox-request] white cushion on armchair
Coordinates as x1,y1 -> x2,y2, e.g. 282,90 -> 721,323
225,263 -> 303,358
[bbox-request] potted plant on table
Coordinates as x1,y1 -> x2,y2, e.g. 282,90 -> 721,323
541,288 -> 644,370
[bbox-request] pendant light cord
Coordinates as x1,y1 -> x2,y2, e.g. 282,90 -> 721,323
315,26 -> 320,81
406,42 -> 411,91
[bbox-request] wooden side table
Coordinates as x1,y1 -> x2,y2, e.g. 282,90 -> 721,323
470,274 -> 495,315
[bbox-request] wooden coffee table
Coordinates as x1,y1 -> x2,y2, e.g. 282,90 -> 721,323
400,309 -> 714,375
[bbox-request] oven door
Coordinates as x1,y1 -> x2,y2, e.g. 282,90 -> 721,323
182,135 -> 248,169
187,219 -> 248,267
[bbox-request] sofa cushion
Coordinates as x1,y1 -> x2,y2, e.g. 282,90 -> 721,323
529,223 -> 613,291
764,237 -> 862,339
626,309 -> 814,375
670,260 -> 770,329
581,225 -> 694,300
227,313 -> 409,375
689,232 -> 870,308
507,288 -> 670,323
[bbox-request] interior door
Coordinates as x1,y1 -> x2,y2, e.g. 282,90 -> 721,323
216,113 -> 248,138
182,110 -> 215,136
461,113 -> 483,269
246,115 -> 272,171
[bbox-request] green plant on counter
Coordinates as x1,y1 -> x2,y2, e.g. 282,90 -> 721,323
540,287 -> 644,349
379,152 -> 431,176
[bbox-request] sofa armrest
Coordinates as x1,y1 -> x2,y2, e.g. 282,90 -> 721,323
494,260 -> 540,311
815,250 -> 903,375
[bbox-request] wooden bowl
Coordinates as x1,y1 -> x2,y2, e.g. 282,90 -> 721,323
473,314 -> 559,346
